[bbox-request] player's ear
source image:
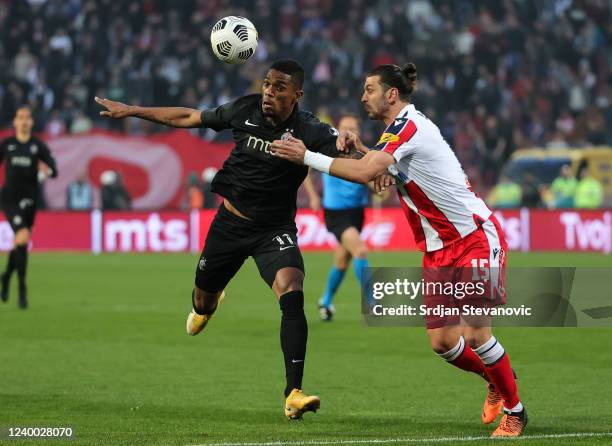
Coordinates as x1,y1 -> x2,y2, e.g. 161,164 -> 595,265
386,87 -> 398,104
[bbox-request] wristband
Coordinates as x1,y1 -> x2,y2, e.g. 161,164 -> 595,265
303,150 -> 333,174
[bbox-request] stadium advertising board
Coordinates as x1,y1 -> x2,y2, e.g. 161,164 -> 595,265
0,209 -> 609,253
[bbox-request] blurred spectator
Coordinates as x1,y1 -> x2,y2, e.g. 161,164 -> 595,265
44,110 -> 66,137
520,171 -> 542,208
488,174 -> 521,209
550,165 -> 577,209
70,110 -> 93,134
66,173 -> 93,210
1,0 -> 611,199
100,170 -> 131,210
201,167 -> 219,209
184,172 -> 204,210
574,165 -> 604,209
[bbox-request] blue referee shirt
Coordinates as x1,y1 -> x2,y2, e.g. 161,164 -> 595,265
322,173 -> 368,210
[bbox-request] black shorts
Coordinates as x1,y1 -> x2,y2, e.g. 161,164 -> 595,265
323,207 -> 365,241
195,203 -> 304,292
3,198 -> 37,232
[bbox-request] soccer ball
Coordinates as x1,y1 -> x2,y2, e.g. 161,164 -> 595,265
210,16 -> 258,64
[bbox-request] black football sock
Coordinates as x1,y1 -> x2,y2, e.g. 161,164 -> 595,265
4,248 -> 16,278
191,289 -> 219,316
14,244 -> 28,288
279,290 -> 308,397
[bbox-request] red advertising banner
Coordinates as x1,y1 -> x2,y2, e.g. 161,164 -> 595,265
0,212 -> 91,251
530,209 -> 611,253
0,209 -> 609,254
493,209 -> 528,252
293,208 -> 417,251
0,129 -> 233,210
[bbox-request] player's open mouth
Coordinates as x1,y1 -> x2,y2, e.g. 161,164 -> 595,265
262,101 -> 273,111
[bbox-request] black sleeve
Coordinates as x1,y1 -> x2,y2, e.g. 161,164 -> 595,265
200,95 -> 253,131
307,121 -> 339,157
38,140 -> 58,178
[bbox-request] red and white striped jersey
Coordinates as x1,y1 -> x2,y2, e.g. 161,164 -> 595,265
373,104 -> 492,252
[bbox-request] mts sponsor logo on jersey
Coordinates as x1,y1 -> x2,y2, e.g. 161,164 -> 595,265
246,135 -> 273,154
102,213 -> 190,252
11,156 -> 33,167
560,212 -> 611,253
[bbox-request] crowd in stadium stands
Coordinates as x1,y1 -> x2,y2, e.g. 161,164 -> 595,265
1,0 -> 611,207
488,163 -> 605,209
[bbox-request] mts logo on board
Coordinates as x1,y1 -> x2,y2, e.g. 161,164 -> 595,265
103,213 -> 189,252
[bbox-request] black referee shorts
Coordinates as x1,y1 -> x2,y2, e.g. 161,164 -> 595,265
323,207 -> 365,241
3,197 -> 37,232
195,203 -> 304,292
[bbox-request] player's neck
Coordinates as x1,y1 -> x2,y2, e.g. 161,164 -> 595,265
265,105 -> 295,127
15,132 -> 31,143
382,102 -> 410,126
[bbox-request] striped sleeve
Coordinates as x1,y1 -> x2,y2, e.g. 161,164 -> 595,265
373,119 -> 418,160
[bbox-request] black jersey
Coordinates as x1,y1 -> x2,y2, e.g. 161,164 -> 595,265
200,94 -> 338,225
0,136 -> 58,201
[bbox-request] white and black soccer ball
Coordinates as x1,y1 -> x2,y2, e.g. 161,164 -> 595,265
210,16 -> 258,64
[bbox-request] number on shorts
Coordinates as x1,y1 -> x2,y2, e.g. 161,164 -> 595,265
470,258 -> 489,281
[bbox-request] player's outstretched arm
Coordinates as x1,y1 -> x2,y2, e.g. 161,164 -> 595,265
271,136 -> 394,184
95,97 -> 202,128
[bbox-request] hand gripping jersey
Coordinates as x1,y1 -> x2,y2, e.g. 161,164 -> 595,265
372,104 -> 492,252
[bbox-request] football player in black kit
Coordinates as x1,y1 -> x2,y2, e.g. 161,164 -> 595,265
95,60 -> 352,420
0,106 -> 58,309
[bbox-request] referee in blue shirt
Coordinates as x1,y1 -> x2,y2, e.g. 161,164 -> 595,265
303,114 -> 371,321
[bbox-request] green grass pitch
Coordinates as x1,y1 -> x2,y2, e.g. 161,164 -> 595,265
1,251 -> 611,445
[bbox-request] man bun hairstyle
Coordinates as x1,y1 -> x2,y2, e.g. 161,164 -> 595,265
368,62 -> 418,101
269,59 -> 305,89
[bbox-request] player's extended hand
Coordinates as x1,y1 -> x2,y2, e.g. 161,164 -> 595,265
373,174 -> 395,194
271,136 -> 307,164
37,161 -> 52,182
95,97 -> 134,119
336,130 -> 367,154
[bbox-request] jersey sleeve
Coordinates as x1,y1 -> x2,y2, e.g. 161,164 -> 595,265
306,121 -> 339,157
38,140 -> 58,178
200,101 -> 239,131
372,118 -> 418,162
200,95 -> 257,131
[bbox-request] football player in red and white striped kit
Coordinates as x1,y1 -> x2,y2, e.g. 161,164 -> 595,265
271,63 -> 527,437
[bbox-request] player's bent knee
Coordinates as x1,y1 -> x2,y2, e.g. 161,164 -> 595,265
431,341 -> 455,354
427,329 -> 461,354
272,268 -> 304,297
353,247 -> 368,259
276,280 -> 303,295
463,329 -> 492,349
334,259 -> 349,270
